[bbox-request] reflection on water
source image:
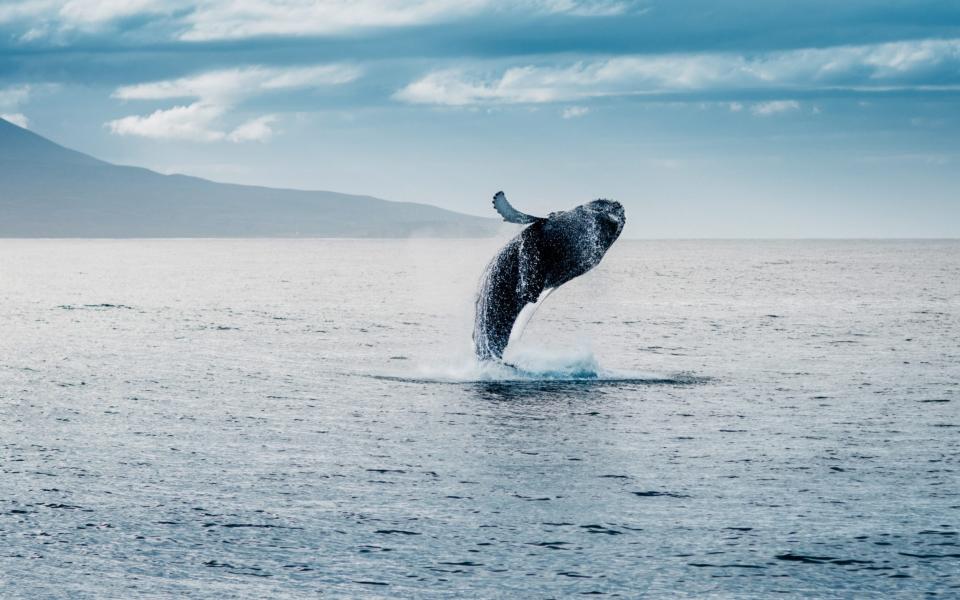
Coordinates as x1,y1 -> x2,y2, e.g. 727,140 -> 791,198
470,380 -> 616,402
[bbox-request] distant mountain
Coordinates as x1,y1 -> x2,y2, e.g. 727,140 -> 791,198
0,118 -> 500,237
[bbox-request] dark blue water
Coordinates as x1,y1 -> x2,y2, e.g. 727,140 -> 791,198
1,239 -> 957,597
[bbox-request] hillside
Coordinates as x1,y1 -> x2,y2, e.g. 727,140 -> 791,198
0,118 -> 499,237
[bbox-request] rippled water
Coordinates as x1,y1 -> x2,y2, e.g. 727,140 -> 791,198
1,239 -> 957,598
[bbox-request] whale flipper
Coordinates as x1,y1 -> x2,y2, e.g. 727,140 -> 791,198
492,191 -> 541,225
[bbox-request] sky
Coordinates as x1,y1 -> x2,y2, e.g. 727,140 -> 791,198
1,0 -> 959,237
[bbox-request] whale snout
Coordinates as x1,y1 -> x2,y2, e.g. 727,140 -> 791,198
610,201 -> 624,220
602,201 -> 625,232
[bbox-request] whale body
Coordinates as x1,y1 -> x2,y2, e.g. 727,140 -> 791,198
473,191 -> 625,360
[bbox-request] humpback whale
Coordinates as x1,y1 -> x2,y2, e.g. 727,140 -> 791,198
473,191 -> 625,360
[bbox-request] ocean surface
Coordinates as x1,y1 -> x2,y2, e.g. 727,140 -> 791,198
0,239 -> 957,598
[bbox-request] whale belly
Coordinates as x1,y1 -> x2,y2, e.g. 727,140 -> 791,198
473,227 -> 546,360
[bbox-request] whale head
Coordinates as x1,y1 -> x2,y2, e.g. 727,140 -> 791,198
559,198 -> 625,259
584,198 -> 625,249
537,198 -> 625,289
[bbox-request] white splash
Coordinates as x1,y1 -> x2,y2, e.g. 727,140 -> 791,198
381,343 -> 682,384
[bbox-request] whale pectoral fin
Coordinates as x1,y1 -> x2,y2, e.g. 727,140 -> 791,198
492,191 -> 541,225
507,287 -> 555,346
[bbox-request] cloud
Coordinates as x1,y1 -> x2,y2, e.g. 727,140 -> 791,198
0,0 -> 174,41
0,84 -> 37,128
178,0 -> 483,41
750,100 -> 800,116
107,103 -> 225,141
107,64 -> 360,142
561,105 -> 590,118
179,0 -> 647,40
513,0 -> 639,18
227,114 -> 277,142
1,0 -> 647,42
0,1 -> 52,24
58,0 -> 168,24
395,38 -> 960,105
113,64 -> 360,102
0,84 -> 32,107
1,112 -> 29,128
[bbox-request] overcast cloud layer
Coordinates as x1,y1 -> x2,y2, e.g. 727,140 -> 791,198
1,0 -> 958,236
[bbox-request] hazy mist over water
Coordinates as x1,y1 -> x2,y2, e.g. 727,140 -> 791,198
1,239 -> 958,597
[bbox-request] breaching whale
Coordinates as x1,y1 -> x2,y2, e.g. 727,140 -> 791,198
473,191 -> 625,360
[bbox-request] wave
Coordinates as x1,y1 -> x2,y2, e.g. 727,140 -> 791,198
371,345 -> 705,385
